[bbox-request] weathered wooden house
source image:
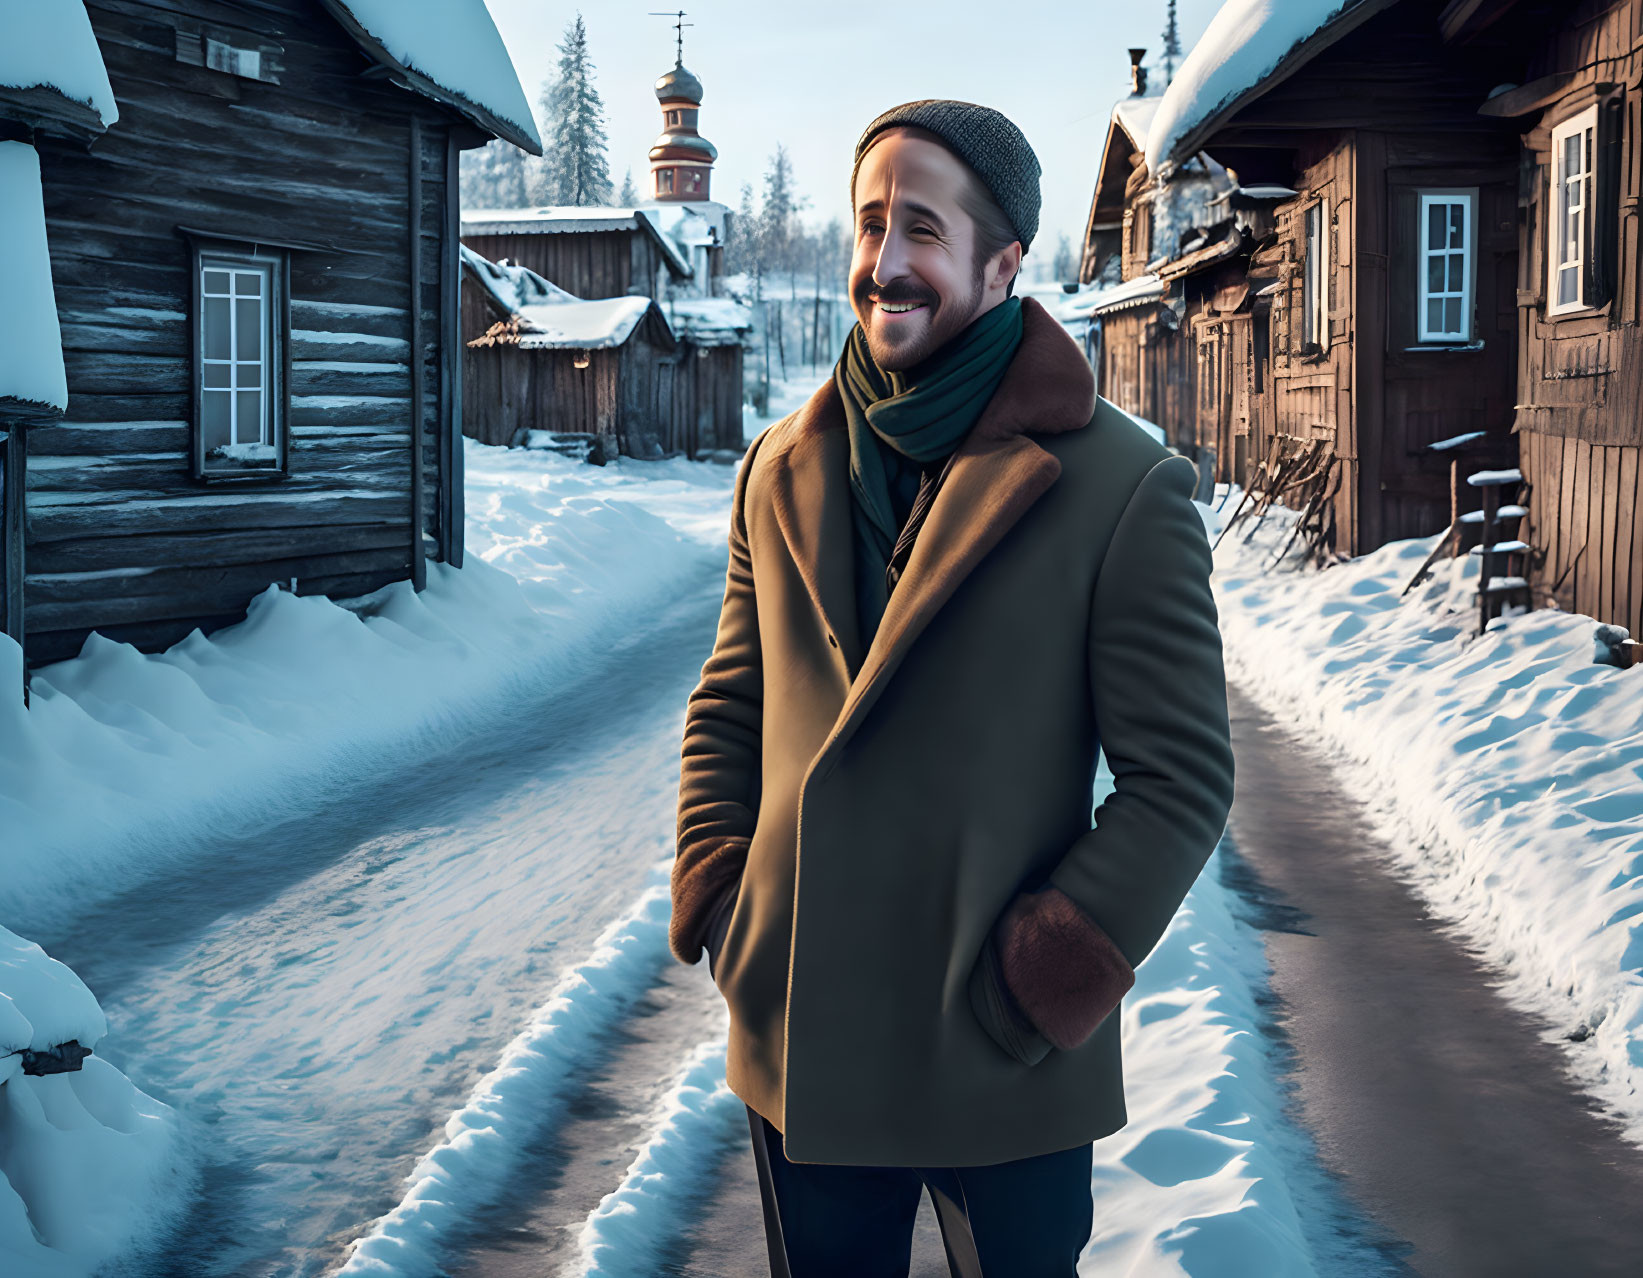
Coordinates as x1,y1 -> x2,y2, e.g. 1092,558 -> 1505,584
461,246 -> 750,459
459,49 -> 748,459
1069,0 -> 1527,564
0,0 -> 541,683
1444,0 -> 1643,635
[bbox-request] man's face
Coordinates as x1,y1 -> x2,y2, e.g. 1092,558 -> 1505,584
849,130 -> 1017,371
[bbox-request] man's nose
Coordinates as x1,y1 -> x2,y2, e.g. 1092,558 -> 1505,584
871,226 -> 913,290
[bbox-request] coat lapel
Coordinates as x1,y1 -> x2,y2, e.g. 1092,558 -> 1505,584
767,296 -> 1097,747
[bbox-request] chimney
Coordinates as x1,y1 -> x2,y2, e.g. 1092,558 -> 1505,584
1129,48 -> 1148,96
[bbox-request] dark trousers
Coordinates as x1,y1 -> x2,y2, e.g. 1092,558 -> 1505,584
746,1106 -> 1095,1278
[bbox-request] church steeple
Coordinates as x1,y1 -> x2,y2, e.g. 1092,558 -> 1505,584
647,11 -> 716,201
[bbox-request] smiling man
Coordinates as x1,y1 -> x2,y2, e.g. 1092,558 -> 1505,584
671,99 -> 1235,1276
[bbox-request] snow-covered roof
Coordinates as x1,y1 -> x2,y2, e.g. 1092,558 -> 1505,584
460,244 -> 575,315
1112,95 -> 1162,149
467,295 -> 675,352
665,296 -> 752,346
1145,0 -> 1395,178
0,0 -> 118,136
462,205 -> 695,279
636,200 -> 729,249
1059,273 -> 1164,321
0,141 -> 67,417
317,0 -> 541,155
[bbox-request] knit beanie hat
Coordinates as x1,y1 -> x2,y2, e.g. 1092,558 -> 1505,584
849,99 -> 1041,252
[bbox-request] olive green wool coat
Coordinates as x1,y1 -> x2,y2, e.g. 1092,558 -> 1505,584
671,296 -> 1235,1167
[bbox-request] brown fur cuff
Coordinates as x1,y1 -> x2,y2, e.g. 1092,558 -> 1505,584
670,835 -> 751,965
995,885 -> 1135,1051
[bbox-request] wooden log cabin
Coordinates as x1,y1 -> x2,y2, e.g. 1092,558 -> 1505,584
0,0 -> 540,682
1070,0 -> 1527,562
1446,0 -> 1643,635
461,246 -> 750,459
458,208 -> 749,457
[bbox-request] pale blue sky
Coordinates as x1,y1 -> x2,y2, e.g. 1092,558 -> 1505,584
483,0 -> 1224,258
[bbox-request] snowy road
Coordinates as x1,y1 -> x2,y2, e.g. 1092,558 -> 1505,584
30,578 -> 735,1277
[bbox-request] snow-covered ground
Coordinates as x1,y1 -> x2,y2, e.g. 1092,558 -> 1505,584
1208,485 -> 1643,1150
25,372 -> 1641,1274
3,440 -> 738,933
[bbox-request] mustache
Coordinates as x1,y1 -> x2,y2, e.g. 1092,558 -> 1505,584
859,281 -> 936,306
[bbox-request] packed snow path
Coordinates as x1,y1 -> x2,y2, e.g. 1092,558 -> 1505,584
28,583 -> 732,1277
1224,683 -> 1643,1277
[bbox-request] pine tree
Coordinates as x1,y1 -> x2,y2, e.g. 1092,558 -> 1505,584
538,12 -> 615,206
728,180 -> 761,284
460,138 -> 531,209
1052,232 -> 1076,282
618,166 -> 638,205
760,144 -> 811,291
1161,0 -> 1182,87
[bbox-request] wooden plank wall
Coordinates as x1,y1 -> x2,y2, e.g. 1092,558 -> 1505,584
1098,308 -> 1196,453
459,228 -> 662,301
24,0 -> 455,665
1514,0 -> 1643,630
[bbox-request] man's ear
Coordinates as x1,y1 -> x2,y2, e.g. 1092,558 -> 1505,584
991,240 -> 1023,295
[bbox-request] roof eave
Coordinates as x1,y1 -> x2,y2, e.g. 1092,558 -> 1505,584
318,0 -> 544,155
1158,0 -> 1402,177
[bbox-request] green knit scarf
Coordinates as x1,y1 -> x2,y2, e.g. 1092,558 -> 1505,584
833,295 -> 1024,648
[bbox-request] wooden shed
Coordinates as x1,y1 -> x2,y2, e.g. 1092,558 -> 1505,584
0,0 -> 541,682
460,245 -> 749,459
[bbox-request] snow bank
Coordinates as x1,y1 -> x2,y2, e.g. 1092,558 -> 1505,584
1079,837 -> 1391,1275
0,1 -> 118,129
0,141 -> 68,413
325,0 -> 540,151
1145,0 -> 1371,177
0,926 -> 184,1278
336,869 -> 676,1277
571,1034 -> 741,1278
2,439 -> 739,931
1212,492 -> 1643,1149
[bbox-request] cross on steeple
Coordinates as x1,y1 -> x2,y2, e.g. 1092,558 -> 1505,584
649,9 -> 693,64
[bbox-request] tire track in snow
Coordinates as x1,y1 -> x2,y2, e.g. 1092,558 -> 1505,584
333,864 -> 674,1277
564,1034 -> 745,1278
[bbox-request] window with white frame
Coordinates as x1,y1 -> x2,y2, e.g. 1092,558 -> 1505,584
1548,104 -> 1597,315
190,242 -> 288,478
1302,198 -> 1329,353
1418,189 -> 1475,341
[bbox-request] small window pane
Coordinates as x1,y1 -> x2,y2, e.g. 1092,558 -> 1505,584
1428,203 -> 1445,250
1428,255 -> 1444,291
1447,254 -> 1463,291
203,270 -> 231,294
204,298 -> 231,359
1445,298 -> 1461,332
1427,298 -> 1444,331
236,390 -> 263,442
1559,264 -> 1580,306
235,299 -> 260,359
203,391 -> 231,452
237,271 -> 263,297
235,362 -> 260,388
1449,205 -> 1464,248
204,362 -> 230,389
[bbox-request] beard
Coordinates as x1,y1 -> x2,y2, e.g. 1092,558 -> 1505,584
855,268 -> 985,373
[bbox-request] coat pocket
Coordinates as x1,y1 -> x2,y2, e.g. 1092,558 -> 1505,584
966,931 -> 1054,1068
703,877 -> 741,988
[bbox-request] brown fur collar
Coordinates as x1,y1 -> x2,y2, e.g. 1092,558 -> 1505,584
779,295 -> 1095,447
